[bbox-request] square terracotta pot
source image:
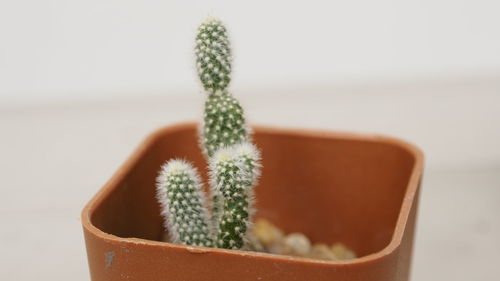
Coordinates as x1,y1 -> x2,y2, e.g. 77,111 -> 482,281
82,122 -> 423,281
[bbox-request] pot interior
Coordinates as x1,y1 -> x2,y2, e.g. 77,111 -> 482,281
90,125 -> 416,257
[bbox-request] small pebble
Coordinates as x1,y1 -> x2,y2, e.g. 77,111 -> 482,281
283,233 -> 311,256
308,243 -> 338,260
253,218 -> 284,245
331,243 -> 356,260
246,233 -> 265,252
267,240 -> 292,255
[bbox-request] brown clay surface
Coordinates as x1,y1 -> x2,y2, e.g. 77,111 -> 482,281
82,122 -> 423,281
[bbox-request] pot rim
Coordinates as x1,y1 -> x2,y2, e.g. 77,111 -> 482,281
82,121 -> 424,266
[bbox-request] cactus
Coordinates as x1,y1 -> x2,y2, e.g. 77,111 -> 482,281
156,160 -> 214,247
156,17 -> 261,251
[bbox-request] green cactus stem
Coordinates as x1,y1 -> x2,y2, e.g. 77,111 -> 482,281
195,17 -> 231,93
209,142 -> 261,249
202,90 -> 249,157
156,159 -> 214,247
196,18 -> 250,157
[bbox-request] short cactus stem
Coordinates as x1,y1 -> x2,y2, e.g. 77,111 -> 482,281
202,90 -> 249,157
195,18 -> 232,93
156,159 -> 214,247
210,142 -> 261,249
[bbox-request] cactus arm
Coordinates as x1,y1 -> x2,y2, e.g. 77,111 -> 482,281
156,159 -> 214,247
209,142 -> 261,249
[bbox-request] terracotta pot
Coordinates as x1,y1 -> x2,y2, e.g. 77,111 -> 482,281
82,122 -> 423,281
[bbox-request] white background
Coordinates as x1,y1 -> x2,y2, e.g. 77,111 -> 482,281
1,0 -> 500,104
1,1 -> 499,280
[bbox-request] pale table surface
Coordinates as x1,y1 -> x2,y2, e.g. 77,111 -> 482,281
1,79 -> 499,280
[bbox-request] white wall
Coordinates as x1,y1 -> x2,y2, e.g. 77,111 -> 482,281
1,0 -> 499,105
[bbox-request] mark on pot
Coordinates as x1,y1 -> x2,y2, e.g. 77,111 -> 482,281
105,251 -> 115,268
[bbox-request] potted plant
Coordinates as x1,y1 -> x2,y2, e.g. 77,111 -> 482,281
82,18 -> 424,281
